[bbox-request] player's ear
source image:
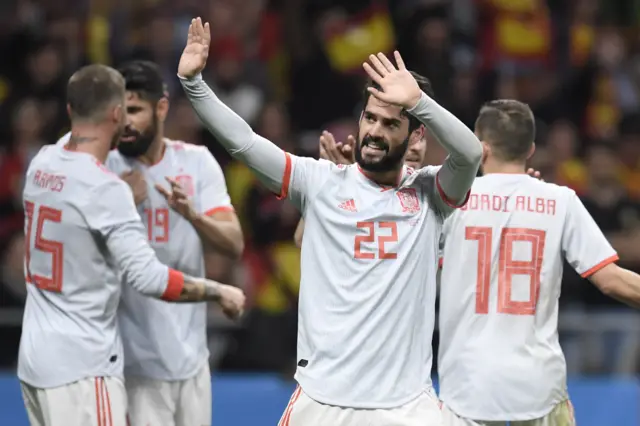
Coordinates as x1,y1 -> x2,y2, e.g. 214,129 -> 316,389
112,104 -> 123,125
156,97 -> 170,123
527,142 -> 536,160
409,125 -> 425,145
66,104 -> 72,119
481,141 -> 490,163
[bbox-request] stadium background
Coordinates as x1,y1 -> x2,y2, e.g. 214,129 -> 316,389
0,0 -> 639,424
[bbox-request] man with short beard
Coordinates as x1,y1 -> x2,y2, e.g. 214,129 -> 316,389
179,18 -> 482,425
109,60 -> 244,426
293,79 -> 430,249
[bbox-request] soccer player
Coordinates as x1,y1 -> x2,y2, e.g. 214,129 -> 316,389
294,124 -> 429,247
18,64 -> 245,426
178,18 -> 482,425
437,100 -> 640,426
111,60 -> 243,426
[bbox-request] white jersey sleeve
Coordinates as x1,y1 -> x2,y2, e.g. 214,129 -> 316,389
84,178 -> 184,300
413,165 -> 468,220
197,148 -> 233,214
562,192 -> 619,277
285,155 -> 335,211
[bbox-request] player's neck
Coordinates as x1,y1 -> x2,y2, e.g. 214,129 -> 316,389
362,167 -> 403,187
138,135 -> 166,166
481,160 -> 526,176
67,124 -> 112,164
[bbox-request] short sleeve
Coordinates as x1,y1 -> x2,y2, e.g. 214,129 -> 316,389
283,154 -> 335,211
562,192 -> 619,277
84,178 -> 141,233
197,150 -> 234,215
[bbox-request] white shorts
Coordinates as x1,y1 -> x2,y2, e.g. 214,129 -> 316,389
125,362 -> 211,426
21,376 -> 127,426
279,386 -> 444,426
442,400 -> 576,426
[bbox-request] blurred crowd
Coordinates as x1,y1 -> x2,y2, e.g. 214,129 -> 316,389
1,0 -> 640,375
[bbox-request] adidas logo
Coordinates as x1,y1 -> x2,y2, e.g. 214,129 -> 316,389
338,199 -> 357,212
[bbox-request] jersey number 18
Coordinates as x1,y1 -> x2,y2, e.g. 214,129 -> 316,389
465,226 -> 546,316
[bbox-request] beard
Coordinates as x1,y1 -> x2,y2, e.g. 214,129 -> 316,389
110,122 -> 126,150
355,134 -> 409,173
117,114 -> 158,157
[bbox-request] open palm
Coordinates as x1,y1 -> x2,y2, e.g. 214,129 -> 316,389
178,17 -> 211,79
363,51 -> 422,110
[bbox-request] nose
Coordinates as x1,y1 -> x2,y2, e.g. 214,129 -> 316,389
368,122 -> 384,139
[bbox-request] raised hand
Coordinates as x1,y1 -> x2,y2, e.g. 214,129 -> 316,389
155,177 -> 197,221
362,51 -> 422,110
319,131 -> 355,165
178,17 -> 211,79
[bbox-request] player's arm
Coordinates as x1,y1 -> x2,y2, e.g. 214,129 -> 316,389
560,192 -> 635,306
88,179 -> 245,317
407,93 -> 482,209
589,264 -> 640,308
294,218 -> 305,248
190,149 -> 243,257
180,73 -> 287,195
178,19 -> 330,210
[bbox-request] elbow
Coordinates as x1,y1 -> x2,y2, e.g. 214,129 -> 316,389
466,139 -> 483,165
231,237 -> 245,259
294,234 -> 303,249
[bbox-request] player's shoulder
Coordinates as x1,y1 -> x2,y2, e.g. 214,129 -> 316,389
165,138 -> 208,157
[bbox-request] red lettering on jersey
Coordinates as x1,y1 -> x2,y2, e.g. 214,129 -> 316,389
491,195 -> 502,211
174,175 -> 194,197
502,196 -> 510,212
396,188 -> 420,213
462,194 -> 556,215
32,170 -> 66,192
480,194 -> 490,211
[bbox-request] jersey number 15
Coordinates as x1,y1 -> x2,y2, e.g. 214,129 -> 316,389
466,226 -> 545,316
24,201 -> 64,293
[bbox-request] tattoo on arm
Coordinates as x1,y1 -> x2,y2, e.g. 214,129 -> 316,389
176,274 -> 221,302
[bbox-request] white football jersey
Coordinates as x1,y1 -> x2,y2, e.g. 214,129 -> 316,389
106,139 -> 233,380
287,156 -> 455,408
438,174 -> 618,420
18,144 -> 183,388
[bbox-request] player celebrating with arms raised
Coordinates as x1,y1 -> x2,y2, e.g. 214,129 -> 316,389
19,64 -> 244,426
438,100 -> 640,426
179,18 -> 482,425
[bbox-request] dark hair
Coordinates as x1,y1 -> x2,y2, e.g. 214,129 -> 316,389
362,71 -> 434,133
67,64 -> 125,122
475,99 -> 535,162
117,60 -> 168,103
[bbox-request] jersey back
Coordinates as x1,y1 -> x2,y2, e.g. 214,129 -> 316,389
287,157 -> 451,408
18,145 -> 137,388
107,140 -> 233,380
438,174 -> 617,420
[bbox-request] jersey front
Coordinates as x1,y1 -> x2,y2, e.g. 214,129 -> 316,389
106,139 -> 233,380
438,174 -> 618,420
286,156 -> 453,408
18,146 -> 139,388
